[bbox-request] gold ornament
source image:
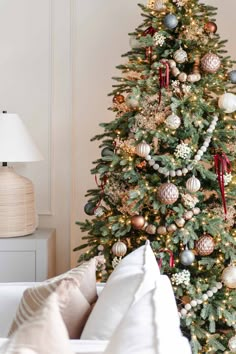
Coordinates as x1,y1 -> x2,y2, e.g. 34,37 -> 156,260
158,183 -> 179,205
112,241 -> 127,257
201,53 -> 221,74
131,215 -> 145,230
195,234 -> 215,256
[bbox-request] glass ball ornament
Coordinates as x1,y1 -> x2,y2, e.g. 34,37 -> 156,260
131,215 -> 145,230
229,70 -> 236,84
186,176 -> 201,193
222,265 -> 236,289
204,21 -> 217,34
163,14 -> 178,30
157,183 -> 179,205
195,234 -> 215,256
112,241 -> 127,257
126,93 -> 140,109
135,141 -> 151,158
84,202 -> 95,216
201,53 -> 221,73
228,334 -> 236,352
165,114 -> 181,130
218,92 -> 236,113
173,48 -> 188,64
180,247 -> 195,266
101,147 -> 114,157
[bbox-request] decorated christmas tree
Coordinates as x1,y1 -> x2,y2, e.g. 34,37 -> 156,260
75,0 -> 236,352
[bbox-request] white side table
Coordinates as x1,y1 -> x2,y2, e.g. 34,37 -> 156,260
0,228 -> 56,282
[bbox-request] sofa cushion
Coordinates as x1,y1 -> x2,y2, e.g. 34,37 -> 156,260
81,241 -> 160,340
0,292 -> 74,354
9,258 -> 98,338
103,277 -> 191,354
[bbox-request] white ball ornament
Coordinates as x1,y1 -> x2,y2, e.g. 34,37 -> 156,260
185,303 -> 191,311
175,218 -> 185,228
163,13 -> 178,30
222,265 -> 236,289
135,142 -> 151,158
207,290 -> 213,297
112,241 -> 127,257
202,294 -> 208,301
126,93 -> 140,109
165,114 -> 181,130
173,48 -> 188,64
192,207 -> 201,215
228,335 -> 236,352
190,300 -> 197,307
186,176 -> 201,193
181,308 -> 187,317
218,93 -> 236,113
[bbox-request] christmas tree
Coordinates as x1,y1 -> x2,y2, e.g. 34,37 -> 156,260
75,0 -> 236,352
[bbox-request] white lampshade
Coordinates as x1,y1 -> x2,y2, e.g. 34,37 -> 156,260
0,112 -> 43,162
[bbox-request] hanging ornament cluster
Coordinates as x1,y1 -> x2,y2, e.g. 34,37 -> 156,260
186,176 -> 201,193
218,92 -> 236,113
195,234 -> 215,256
222,264 -> 236,289
163,14 -> 178,30
157,183 -> 179,205
201,53 -> 221,73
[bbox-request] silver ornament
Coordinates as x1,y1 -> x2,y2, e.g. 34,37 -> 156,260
180,247 -> 195,266
186,176 -> 201,193
228,335 -> 236,352
135,141 -> 151,158
175,218 -> 185,228
222,265 -> 236,289
126,93 -> 140,109
173,48 -> 188,64
229,70 -> 236,84
165,114 -> 181,130
163,14 -> 178,30
201,53 -> 221,73
218,93 -> 236,114
112,241 -> 127,257
157,183 -> 179,205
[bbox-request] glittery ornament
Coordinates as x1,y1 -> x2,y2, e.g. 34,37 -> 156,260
157,183 -> 179,205
126,93 -> 140,109
204,21 -> 217,34
180,247 -> 195,266
112,241 -> 127,257
165,114 -> 181,130
201,53 -> 221,73
218,93 -> 236,113
153,32 -> 165,46
222,265 -> 236,289
154,0 -> 166,10
113,94 -> 125,104
229,70 -> 236,84
186,176 -> 201,193
135,141 -> 151,158
228,334 -> 236,352
163,14 -> 178,30
173,48 -> 188,64
131,215 -> 145,230
145,224 -> 157,235
195,234 -> 215,256
183,210 -> 193,220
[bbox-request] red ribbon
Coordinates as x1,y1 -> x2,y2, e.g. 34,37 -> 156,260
158,249 -> 174,269
94,175 -> 108,212
158,61 -> 170,104
143,26 -> 156,63
214,153 -> 231,219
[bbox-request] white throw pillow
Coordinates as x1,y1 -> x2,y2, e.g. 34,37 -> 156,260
81,241 -> 160,340
103,277 -> 191,354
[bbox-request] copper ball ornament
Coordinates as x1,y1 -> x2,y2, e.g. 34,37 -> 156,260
131,215 -> 145,230
195,234 -> 215,256
157,183 -> 179,205
204,21 -> 217,34
113,94 -> 125,104
222,265 -> 236,289
112,241 -> 127,257
201,53 -> 221,74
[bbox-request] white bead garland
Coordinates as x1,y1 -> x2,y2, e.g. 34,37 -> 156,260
145,115 -> 218,177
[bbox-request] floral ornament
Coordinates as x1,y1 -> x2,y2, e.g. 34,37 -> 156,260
213,205 -> 236,228
153,32 -> 165,46
171,270 -> 191,286
175,143 -> 192,159
114,137 -> 136,155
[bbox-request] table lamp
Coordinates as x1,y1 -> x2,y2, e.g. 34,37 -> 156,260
0,111 -> 43,237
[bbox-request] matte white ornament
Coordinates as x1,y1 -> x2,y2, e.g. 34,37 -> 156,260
190,300 -> 197,307
186,176 -> 201,193
165,114 -> 181,130
135,142 -> 151,157
222,265 -> 236,289
167,224 -> 177,232
173,48 -> 188,64
192,207 -> 201,215
185,303 -> 191,311
184,211 -> 194,220
112,241 -> 127,257
202,294 -> 208,301
218,93 -> 236,113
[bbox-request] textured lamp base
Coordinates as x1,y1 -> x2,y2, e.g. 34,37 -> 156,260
0,167 -> 36,237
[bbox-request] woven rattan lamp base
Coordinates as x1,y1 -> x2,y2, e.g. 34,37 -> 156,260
0,167 -> 36,237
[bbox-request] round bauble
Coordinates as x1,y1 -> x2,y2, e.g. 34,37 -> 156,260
186,176 -> 201,193
131,215 -> 145,230
180,248 -> 195,266
192,207 -> 201,215
218,93 -> 236,113
229,70 -> 236,84
165,114 -> 181,130
167,224 -> 177,233
163,14 -> 178,30
157,226 -> 167,235
178,72 -> 187,82
195,234 -> 215,256
126,93 -> 140,109
135,141 -> 151,158
173,48 -> 188,64
84,202 -> 95,216
101,147 -> 113,157
201,53 -> 221,74
172,67 -> 180,77
157,183 -> 179,205
228,335 -> 236,352
145,224 -> 157,235
175,218 -> 185,228
204,21 -> 217,34
183,210 -> 194,220
222,265 -> 236,289
113,94 -> 125,104
112,241 -> 127,257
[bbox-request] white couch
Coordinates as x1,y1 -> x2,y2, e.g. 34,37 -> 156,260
0,282 -> 108,354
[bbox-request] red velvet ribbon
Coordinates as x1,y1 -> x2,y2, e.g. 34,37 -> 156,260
94,175 -> 108,212
143,26 -> 156,63
158,61 -> 170,104
158,249 -> 174,269
214,153 -> 231,219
